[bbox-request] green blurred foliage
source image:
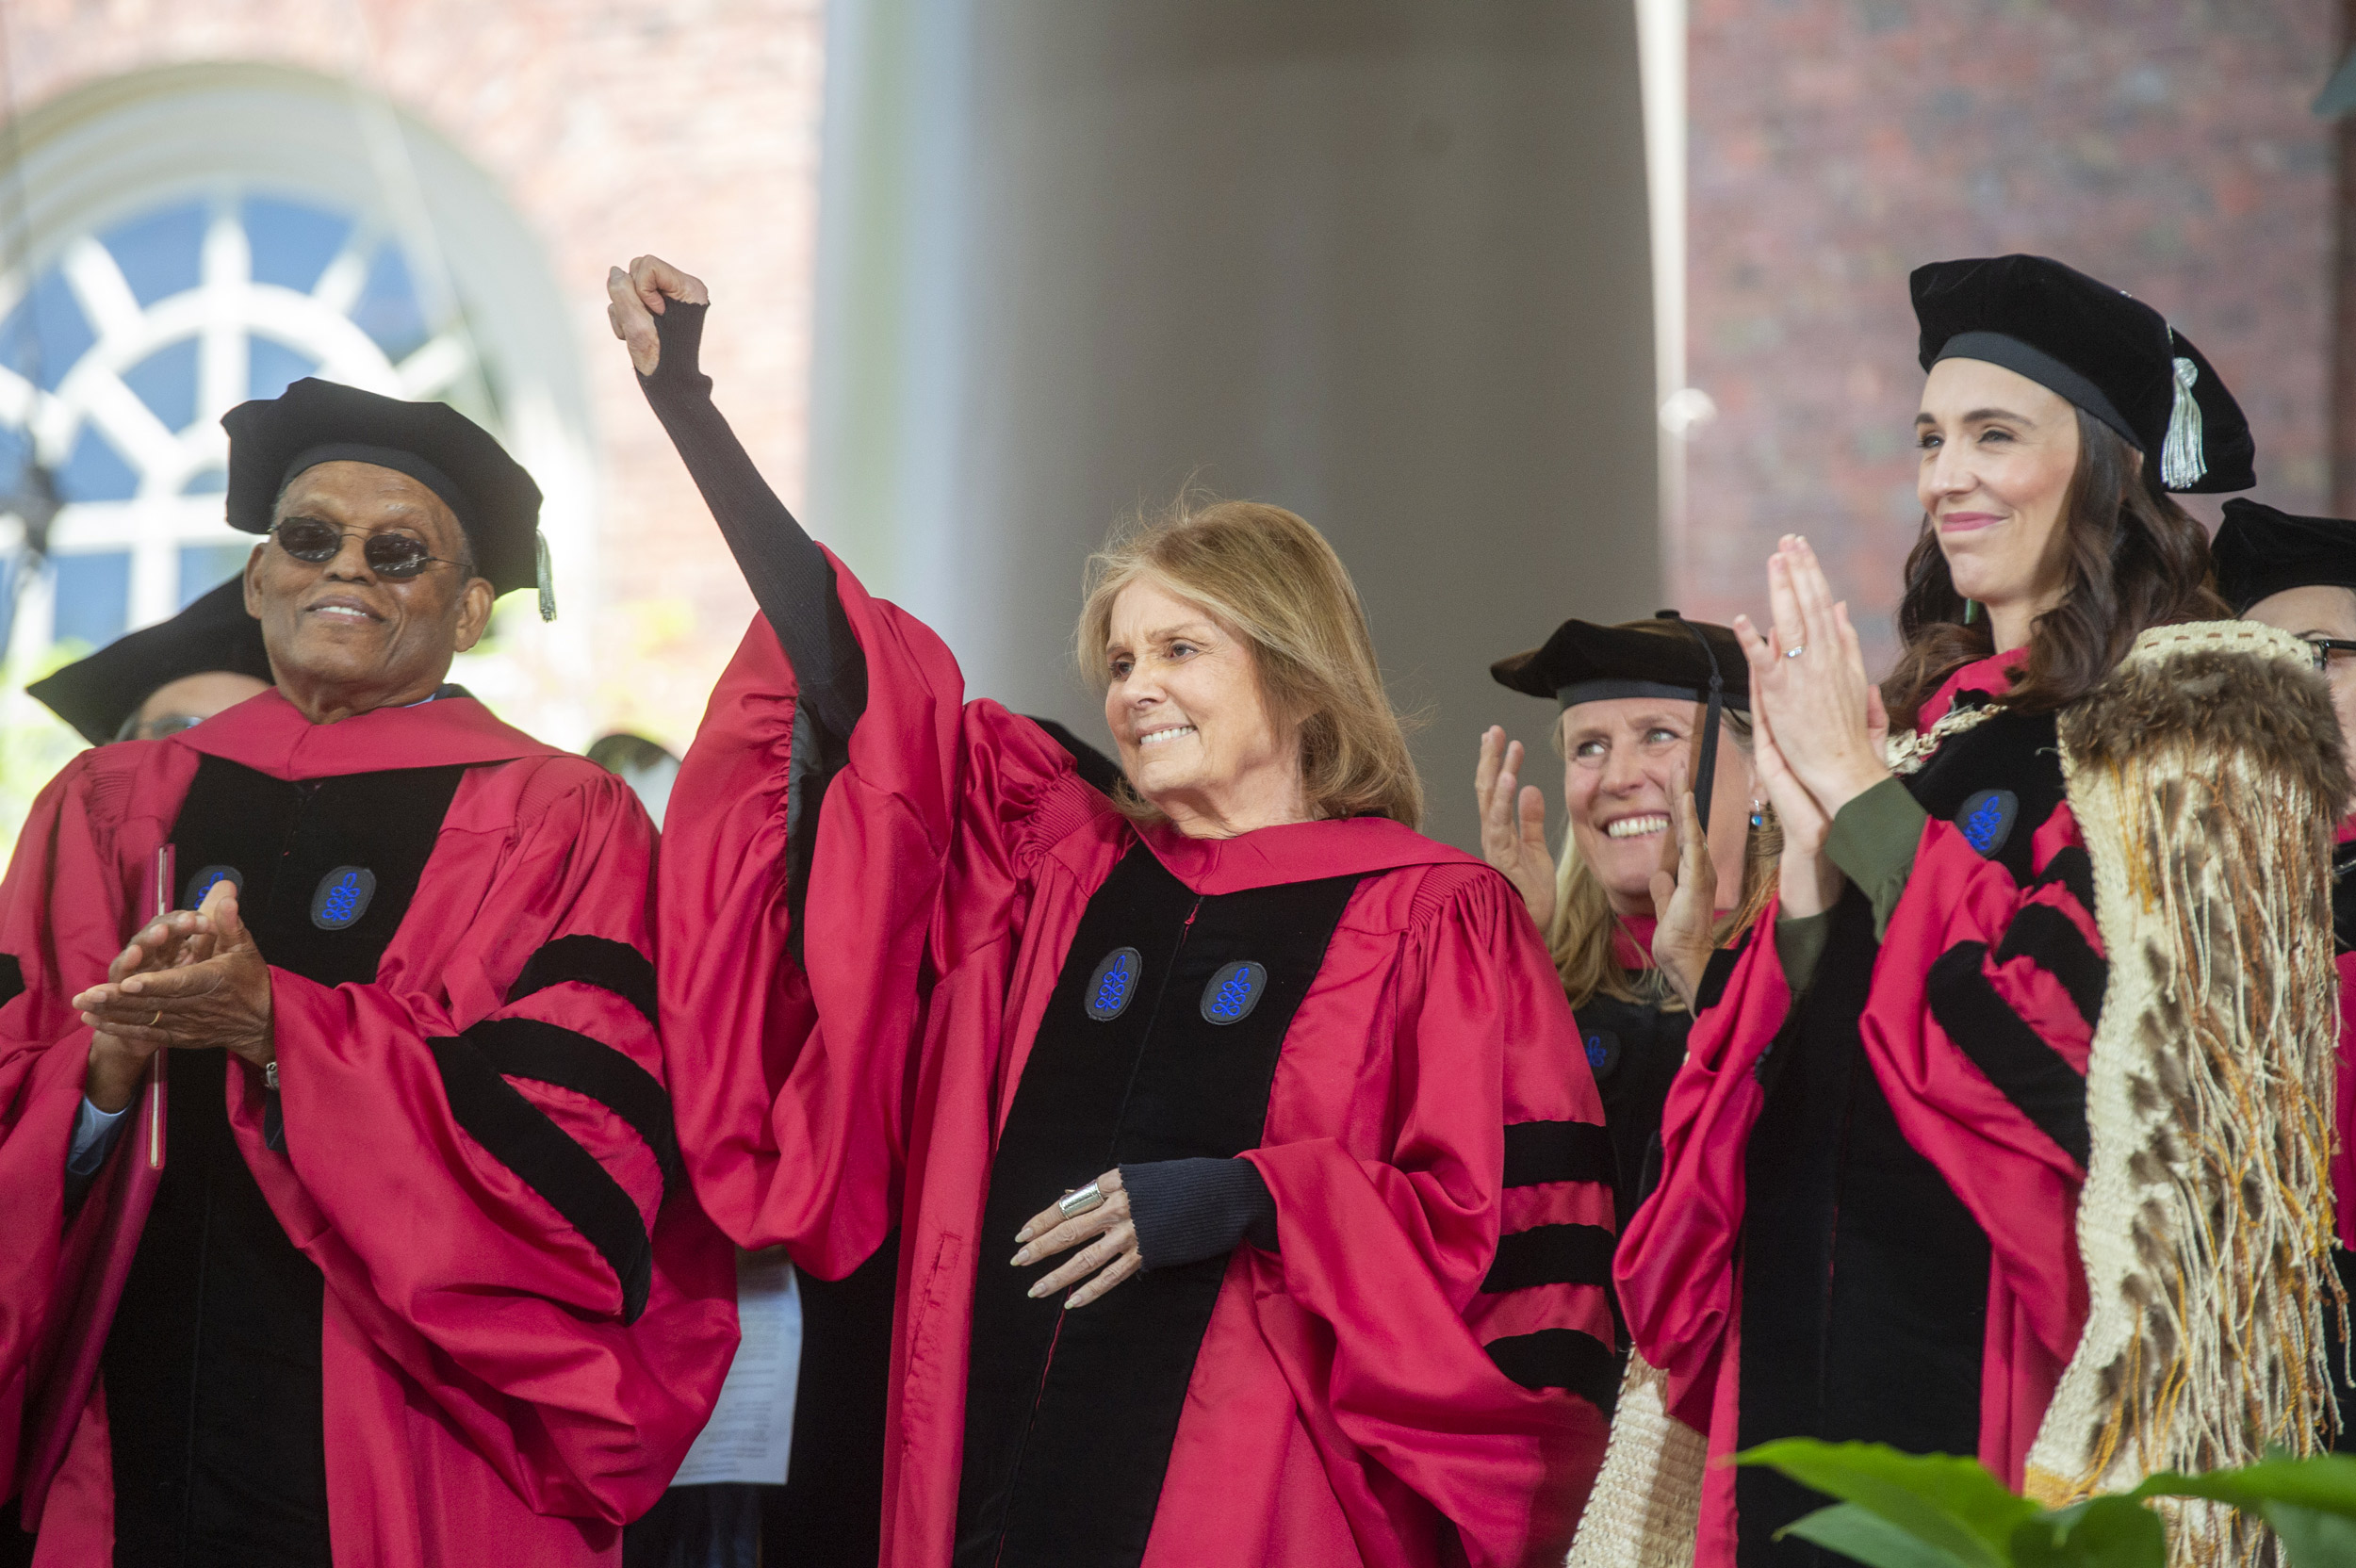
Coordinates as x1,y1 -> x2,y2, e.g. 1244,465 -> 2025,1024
1737,1440 -> 2356,1568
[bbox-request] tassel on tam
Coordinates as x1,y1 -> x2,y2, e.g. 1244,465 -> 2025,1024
2160,352 -> 2206,491
535,530 -> 556,621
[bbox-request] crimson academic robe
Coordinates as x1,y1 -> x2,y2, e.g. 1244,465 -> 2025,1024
1616,653 -> 2103,1566
0,689 -> 736,1566
660,555 -> 1613,1568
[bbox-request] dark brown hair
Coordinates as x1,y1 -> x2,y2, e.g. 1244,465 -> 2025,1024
1881,407 -> 2228,731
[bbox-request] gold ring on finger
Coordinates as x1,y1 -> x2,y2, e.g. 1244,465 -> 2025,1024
151,1009 -> 162,1027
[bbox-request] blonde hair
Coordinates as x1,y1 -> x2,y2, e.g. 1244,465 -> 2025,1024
1076,497 -> 1423,828
1546,708 -> 1779,1012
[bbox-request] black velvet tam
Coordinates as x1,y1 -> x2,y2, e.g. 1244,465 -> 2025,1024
1911,254 -> 2254,494
1490,611 -> 1749,712
27,576 -> 271,743
2213,498 -> 2356,613
221,377 -> 545,599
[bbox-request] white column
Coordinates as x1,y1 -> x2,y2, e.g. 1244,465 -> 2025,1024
809,0 -> 1660,850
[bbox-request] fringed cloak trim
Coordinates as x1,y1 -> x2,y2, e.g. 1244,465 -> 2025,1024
2029,620 -> 2348,1568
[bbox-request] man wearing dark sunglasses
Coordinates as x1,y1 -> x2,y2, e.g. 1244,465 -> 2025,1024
2214,496 -> 2356,1458
0,377 -> 734,1567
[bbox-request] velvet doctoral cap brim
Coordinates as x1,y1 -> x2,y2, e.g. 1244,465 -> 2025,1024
26,575 -> 272,744
1490,612 -> 1749,710
221,377 -> 545,597
2212,498 -> 2356,613
1911,254 -> 2255,494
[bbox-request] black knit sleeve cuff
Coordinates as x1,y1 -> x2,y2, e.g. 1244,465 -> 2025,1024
637,300 -> 712,405
1121,1157 -> 1278,1270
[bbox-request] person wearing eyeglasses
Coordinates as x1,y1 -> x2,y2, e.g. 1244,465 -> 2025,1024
26,574 -> 273,747
1607,258 -> 2347,1566
2213,497 -> 2356,1455
0,377 -> 736,1566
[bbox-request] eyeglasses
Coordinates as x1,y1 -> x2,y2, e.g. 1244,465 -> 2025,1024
271,518 -> 469,580
2307,637 -> 2356,673
117,712 -> 206,743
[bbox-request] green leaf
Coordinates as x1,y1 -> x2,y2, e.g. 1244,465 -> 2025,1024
1736,1440 -> 2037,1568
2010,1497 -> 2168,1568
1779,1502 -> 1979,1568
2135,1455 -> 2356,1519
2264,1501 -> 2356,1568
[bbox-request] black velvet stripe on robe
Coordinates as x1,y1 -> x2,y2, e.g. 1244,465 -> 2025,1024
103,755 -> 468,1568
952,843 -> 1363,1568
1735,706 -> 2089,1567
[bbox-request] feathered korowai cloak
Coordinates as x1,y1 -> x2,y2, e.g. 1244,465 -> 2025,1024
1568,622 -> 2347,1568
2027,621 -> 2349,1566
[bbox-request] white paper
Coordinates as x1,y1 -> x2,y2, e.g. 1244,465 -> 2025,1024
671,1247 -> 802,1487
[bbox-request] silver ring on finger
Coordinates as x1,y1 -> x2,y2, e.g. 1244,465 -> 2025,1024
1785,645 -> 1806,658
1057,1182 -> 1106,1219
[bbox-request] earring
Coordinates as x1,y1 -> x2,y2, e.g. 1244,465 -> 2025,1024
1749,800 -> 1767,829
1963,598 -> 1981,625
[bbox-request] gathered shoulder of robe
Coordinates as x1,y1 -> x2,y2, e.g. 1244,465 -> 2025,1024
660,547 -> 1614,1568
1615,651 -> 2102,1567
0,689 -> 738,1567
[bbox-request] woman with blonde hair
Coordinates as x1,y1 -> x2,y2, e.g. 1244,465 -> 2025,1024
1612,256 -> 2345,1567
612,255 -> 1613,1568
1477,614 -> 1776,1233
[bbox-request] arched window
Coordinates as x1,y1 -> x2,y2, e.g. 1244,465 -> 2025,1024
1,187 -> 490,646
0,62 -> 593,689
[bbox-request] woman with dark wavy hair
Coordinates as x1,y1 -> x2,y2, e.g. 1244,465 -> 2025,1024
1596,257 -> 2348,1568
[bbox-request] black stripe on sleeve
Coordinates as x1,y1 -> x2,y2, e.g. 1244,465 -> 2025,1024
502,935 -> 658,1026
466,1015 -> 681,1194
1483,1327 -> 1621,1412
2034,845 -> 2096,917
429,1033 -> 654,1322
1925,939 -> 2090,1168
1992,903 -> 2107,1028
1481,1223 -> 1615,1293
0,953 -> 22,1007
1502,1120 -> 1616,1188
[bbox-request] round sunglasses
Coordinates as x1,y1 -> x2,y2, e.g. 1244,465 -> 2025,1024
270,517 -> 470,580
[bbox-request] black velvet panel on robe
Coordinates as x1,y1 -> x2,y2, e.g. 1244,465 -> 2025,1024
1735,704 -> 2069,1567
1576,992 -> 1691,1239
105,755 -> 469,1568
953,843 -> 1363,1568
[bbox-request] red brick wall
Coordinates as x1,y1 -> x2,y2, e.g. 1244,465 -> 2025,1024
1679,0 -> 2336,668
0,0 -> 824,748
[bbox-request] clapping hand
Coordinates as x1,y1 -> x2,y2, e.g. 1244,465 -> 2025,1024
1647,779 -> 1715,1010
1476,726 -> 1557,930
74,880 -> 274,1112
1732,534 -> 1890,918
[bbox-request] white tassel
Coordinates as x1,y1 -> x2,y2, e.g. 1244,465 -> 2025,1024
534,530 -> 557,621
2161,352 -> 2205,489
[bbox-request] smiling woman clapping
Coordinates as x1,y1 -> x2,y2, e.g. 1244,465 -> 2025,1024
611,255 -> 1614,1568
1609,256 -> 2348,1567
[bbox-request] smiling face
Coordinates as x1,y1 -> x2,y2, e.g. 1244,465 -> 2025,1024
1101,576 -> 1309,838
1915,357 -> 2083,642
1561,696 -> 1759,916
2243,583 -> 2356,792
245,460 -> 496,724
